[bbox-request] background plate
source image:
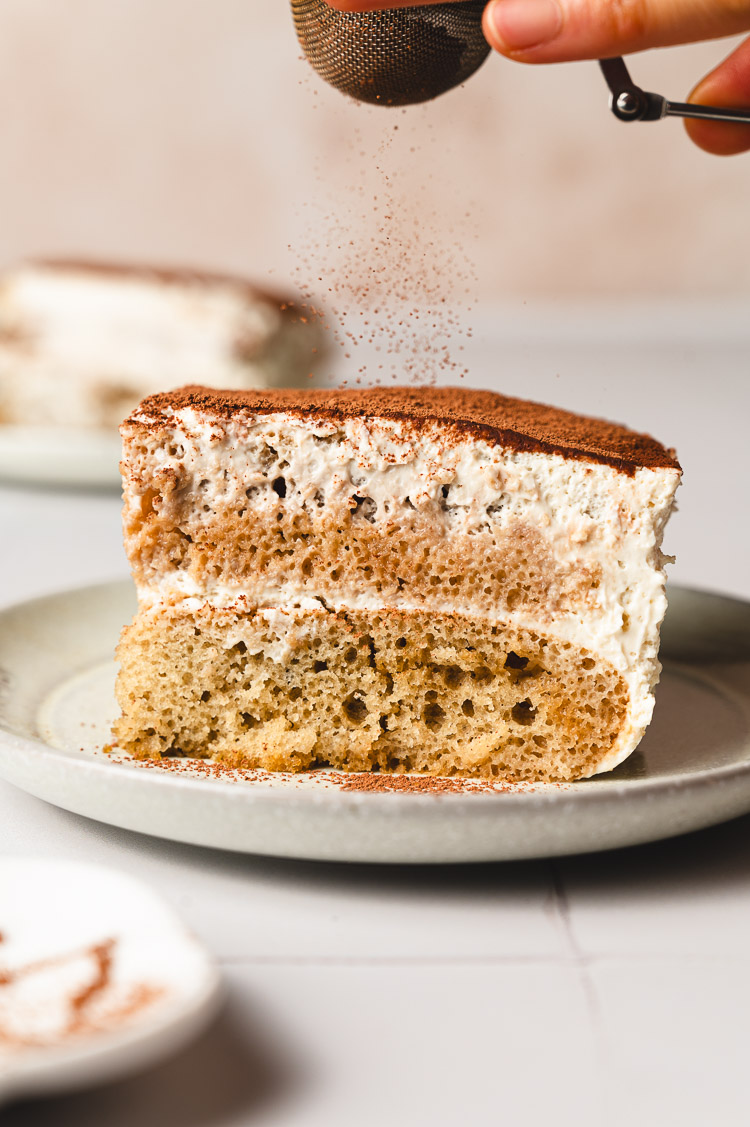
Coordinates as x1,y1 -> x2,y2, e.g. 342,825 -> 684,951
0,426 -> 121,489
0,581 -> 749,863
0,857 -> 221,1106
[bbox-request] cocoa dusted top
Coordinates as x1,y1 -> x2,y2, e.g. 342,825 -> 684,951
129,385 -> 681,475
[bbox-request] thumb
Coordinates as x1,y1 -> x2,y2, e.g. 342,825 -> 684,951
685,35 -> 750,153
483,0 -> 750,63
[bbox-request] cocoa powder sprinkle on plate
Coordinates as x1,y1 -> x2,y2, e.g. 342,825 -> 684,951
103,748 -> 552,794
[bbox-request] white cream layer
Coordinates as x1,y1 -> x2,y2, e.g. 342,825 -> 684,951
124,407 -> 681,776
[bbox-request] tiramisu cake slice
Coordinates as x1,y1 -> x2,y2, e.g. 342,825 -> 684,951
0,261 -> 322,430
114,386 -> 681,782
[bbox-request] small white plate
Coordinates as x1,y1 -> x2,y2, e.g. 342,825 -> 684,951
0,427 -> 121,489
0,581 -> 749,864
0,857 -> 221,1106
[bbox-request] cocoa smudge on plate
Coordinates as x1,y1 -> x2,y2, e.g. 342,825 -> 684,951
0,935 -> 165,1050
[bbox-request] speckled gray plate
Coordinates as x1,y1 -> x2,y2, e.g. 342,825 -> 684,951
0,580 -> 748,863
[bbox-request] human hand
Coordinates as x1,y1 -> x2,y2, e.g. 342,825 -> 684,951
326,0 -> 750,154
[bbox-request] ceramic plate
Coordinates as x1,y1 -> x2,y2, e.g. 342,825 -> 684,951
0,857 -> 221,1106
0,581 -> 749,863
0,426 -> 121,489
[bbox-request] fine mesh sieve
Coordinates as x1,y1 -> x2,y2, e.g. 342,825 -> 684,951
291,0 -> 490,107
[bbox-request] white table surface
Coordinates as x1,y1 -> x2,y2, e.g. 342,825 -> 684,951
1,315 -> 749,1127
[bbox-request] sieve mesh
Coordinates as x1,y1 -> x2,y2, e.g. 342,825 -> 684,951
291,0 -> 490,107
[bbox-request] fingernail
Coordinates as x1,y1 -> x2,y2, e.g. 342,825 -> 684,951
487,0 -> 562,51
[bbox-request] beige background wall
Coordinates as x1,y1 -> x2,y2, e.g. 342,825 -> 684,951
0,0 -> 747,303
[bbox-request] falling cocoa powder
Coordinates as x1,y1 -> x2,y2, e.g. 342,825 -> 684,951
287,105 -> 478,387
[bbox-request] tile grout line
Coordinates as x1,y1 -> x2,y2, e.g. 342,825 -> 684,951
218,954 -> 583,967
550,858 -> 608,1108
550,859 -> 601,1012
216,952 -> 750,967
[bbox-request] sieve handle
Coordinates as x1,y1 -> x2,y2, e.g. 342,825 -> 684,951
599,56 -> 750,125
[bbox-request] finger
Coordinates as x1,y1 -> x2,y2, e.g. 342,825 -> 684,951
685,35 -> 750,154
483,0 -> 750,63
